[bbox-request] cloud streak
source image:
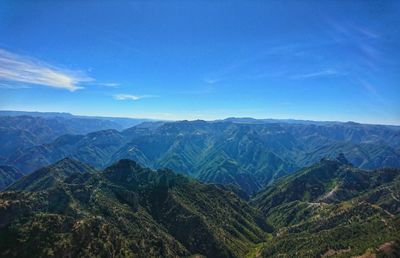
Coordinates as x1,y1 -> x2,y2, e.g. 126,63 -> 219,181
204,78 -> 221,84
113,94 -> 157,101
0,49 -> 92,91
88,82 -> 119,87
291,69 -> 344,79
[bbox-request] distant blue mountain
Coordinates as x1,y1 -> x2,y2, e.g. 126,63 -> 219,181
4,116 -> 400,194
0,110 -> 155,160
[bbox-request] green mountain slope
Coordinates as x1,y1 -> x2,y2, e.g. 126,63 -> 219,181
2,156 -> 400,257
0,113 -> 151,161
0,159 -> 269,258
0,166 -> 23,190
252,155 -> 400,257
7,158 -> 97,192
7,129 -> 127,173
5,120 -> 400,194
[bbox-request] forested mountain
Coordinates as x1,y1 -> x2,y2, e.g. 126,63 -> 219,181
1,157 -> 399,257
0,159 -> 269,258
5,119 -> 400,194
252,155 -> 400,257
7,158 -> 97,191
0,112 -> 151,160
0,110 -> 151,129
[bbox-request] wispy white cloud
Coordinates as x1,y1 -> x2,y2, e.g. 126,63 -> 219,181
89,82 -> 119,87
352,25 -> 380,39
291,69 -> 344,79
203,41 -> 334,83
0,49 -> 92,91
204,78 -> 222,84
358,79 -> 385,103
0,82 -> 31,89
113,93 -> 158,101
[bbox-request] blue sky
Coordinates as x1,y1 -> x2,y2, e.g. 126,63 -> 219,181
0,0 -> 399,124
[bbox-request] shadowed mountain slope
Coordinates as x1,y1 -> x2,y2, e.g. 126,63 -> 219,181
0,159 -> 269,258
7,158 -> 97,192
0,166 -> 23,190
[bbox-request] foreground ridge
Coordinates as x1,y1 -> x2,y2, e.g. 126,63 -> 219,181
0,159 -> 269,258
252,155 -> 400,257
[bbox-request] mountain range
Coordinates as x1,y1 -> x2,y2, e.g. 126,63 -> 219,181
2,113 -> 399,194
0,156 -> 399,257
0,111 -> 151,161
0,111 -> 399,257
0,158 -> 269,258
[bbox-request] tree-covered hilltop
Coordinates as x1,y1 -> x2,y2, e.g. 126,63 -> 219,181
0,158 -> 269,258
252,155 -> 400,257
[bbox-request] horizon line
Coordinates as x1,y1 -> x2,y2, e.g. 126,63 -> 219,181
1,109 -> 399,127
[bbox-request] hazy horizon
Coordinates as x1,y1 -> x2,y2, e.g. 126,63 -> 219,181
2,108 -> 400,126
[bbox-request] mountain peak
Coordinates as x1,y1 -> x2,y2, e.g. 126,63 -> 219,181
319,153 -> 351,167
336,153 -> 351,165
56,156 -> 80,164
7,158 -> 96,191
103,159 -> 147,185
51,157 -> 96,173
108,159 -> 141,170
